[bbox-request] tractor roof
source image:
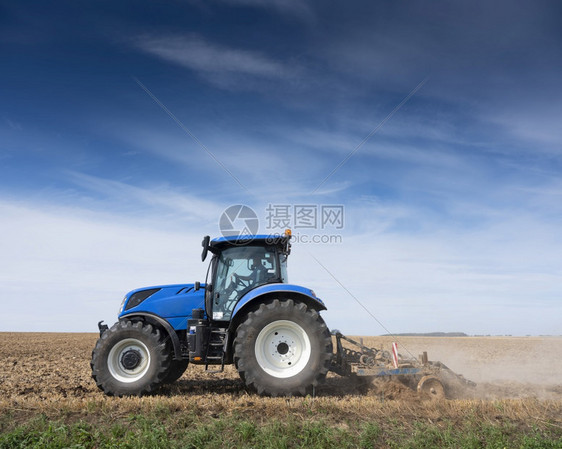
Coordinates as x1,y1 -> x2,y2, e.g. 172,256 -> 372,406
210,234 -> 290,250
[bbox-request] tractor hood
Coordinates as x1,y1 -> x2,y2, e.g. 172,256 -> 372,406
118,283 -> 206,328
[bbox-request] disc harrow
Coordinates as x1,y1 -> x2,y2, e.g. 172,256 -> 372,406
330,331 -> 476,399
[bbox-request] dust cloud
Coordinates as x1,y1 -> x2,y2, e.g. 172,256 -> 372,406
357,336 -> 562,400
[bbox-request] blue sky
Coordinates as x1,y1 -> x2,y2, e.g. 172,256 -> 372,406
1,0 -> 561,335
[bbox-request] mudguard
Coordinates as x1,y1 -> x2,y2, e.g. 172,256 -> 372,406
118,312 -> 183,360
231,283 -> 326,319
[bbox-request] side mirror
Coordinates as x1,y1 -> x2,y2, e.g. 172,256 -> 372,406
194,281 -> 201,291
201,235 -> 210,261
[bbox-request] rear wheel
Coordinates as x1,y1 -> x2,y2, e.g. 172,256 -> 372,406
233,299 -> 333,396
91,320 -> 171,396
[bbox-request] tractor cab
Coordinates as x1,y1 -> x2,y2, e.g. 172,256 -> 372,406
201,233 -> 291,322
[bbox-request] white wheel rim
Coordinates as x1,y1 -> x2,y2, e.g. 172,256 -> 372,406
255,320 -> 311,378
107,338 -> 151,383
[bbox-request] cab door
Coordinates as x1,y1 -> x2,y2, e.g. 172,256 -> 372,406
210,246 -> 277,321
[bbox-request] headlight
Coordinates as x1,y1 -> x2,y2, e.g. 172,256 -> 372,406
124,288 -> 161,311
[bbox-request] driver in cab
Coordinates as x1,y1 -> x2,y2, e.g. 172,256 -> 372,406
233,257 -> 268,287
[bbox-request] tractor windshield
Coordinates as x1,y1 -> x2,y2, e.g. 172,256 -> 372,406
212,246 -> 279,321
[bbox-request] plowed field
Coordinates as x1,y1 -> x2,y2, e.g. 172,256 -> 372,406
1,333 -> 560,403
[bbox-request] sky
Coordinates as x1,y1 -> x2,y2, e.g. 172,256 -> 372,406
1,0 -> 561,335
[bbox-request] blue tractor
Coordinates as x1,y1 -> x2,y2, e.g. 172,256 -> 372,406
91,231 -> 334,396
91,231 -> 475,398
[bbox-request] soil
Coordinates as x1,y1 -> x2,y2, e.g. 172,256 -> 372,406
1,333 -> 560,403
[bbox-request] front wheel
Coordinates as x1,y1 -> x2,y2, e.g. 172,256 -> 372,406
91,320 -> 171,396
162,359 -> 189,384
233,299 -> 333,396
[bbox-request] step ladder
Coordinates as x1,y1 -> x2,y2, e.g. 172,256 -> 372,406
205,329 -> 227,373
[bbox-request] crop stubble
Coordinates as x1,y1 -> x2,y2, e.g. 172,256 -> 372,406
0,332 -> 561,427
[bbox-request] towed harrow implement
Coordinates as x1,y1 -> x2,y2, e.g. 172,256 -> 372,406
330,332 -> 476,399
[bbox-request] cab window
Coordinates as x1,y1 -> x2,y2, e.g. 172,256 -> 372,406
212,246 -> 278,320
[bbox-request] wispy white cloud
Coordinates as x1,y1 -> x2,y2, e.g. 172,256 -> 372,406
66,171 -> 224,225
281,125 -> 466,170
487,105 -> 562,153
135,34 -> 295,85
101,119 -> 345,200
101,124 -> 210,170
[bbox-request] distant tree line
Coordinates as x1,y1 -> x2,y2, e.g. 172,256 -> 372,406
382,332 -> 468,337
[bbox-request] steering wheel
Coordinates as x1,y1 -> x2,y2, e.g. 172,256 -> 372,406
232,273 -> 252,289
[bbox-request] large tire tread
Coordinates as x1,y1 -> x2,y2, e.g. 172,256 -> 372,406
161,359 -> 189,384
233,299 -> 333,397
91,320 -> 172,396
